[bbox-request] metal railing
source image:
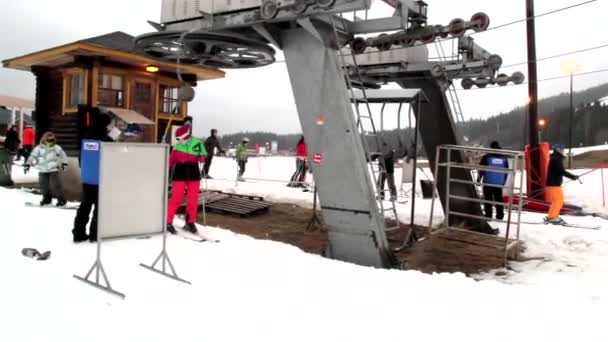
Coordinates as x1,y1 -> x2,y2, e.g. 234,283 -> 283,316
428,145 -> 526,260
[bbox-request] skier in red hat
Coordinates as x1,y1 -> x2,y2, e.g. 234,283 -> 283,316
166,125 -> 207,234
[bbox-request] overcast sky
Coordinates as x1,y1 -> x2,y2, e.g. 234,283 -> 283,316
1,0 -> 607,135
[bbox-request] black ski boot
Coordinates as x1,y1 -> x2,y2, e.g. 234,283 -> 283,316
184,222 -> 198,234
56,199 -> 67,207
73,234 -> 89,243
40,196 -> 52,206
166,224 -> 177,235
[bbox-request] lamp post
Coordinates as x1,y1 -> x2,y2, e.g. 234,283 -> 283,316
538,117 -> 547,143
561,60 -> 581,168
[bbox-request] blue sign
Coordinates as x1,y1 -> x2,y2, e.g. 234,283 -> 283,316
81,140 -> 100,185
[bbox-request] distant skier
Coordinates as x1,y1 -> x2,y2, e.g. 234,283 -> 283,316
477,141 -> 509,220
4,125 -> 20,156
17,124 -> 36,162
24,132 -> 68,207
288,136 -> 308,187
166,125 -> 207,235
373,141 -> 403,201
72,113 -> 114,243
235,137 -> 249,181
544,143 -> 579,224
203,128 -> 225,179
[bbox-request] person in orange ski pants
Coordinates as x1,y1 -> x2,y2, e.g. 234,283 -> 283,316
544,144 -> 579,224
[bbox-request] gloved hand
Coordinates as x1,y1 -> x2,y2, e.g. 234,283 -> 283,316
23,164 -> 30,174
61,163 -> 68,171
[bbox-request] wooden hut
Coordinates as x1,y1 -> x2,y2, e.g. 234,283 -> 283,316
3,31 -> 224,156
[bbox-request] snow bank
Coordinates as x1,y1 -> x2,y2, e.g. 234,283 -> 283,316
4,156 -> 608,341
1,186 -> 606,342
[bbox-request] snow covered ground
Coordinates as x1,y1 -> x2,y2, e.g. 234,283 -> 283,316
569,143 -> 608,156
3,156 -> 608,341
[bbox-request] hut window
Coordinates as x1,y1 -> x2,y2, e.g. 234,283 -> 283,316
159,85 -> 182,115
98,74 -> 125,107
67,74 -> 85,108
62,69 -> 88,113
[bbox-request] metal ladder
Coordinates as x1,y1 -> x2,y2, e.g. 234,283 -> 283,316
328,16 -> 401,232
434,40 -> 466,125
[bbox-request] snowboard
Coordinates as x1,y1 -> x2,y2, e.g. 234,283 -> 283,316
25,202 -> 79,210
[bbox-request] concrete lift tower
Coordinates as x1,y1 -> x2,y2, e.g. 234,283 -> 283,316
135,0 -> 524,268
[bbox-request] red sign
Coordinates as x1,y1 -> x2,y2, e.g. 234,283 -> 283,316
313,153 -> 323,165
316,114 -> 326,126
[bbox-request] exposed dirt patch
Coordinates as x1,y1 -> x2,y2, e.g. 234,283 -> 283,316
196,204 -> 519,275
196,203 -> 329,255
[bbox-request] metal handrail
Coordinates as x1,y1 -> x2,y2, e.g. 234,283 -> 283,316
448,194 -> 517,207
428,144 -> 525,264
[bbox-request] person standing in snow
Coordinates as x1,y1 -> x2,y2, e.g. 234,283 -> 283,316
477,141 -> 509,220
17,124 -> 35,162
72,113 -> 114,243
4,125 -> 20,156
544,143 -> 579,224
203,128 -> 225,179
373,141 -> 399,201
288,136 -> 308,187
24,132 -> 68,207
166,125 -> 207,235
235,137 -> 249,181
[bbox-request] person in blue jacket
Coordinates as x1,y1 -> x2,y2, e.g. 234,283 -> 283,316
72,113 -> 114,243
477,141 -> 509,220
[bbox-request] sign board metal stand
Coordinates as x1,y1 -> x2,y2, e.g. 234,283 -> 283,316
74,239 -> 125,299
140,232 -> 190,284
74,143 -> 189,298
141,143 -> 190,284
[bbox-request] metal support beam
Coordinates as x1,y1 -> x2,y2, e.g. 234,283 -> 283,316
281,26 -> 392,268
526,0 -> 543,200
399,75 -> 491,232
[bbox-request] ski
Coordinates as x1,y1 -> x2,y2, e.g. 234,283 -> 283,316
25,202 -> 78,210
555,222 -> 601,230
521,220 -> 601,230
176,228 -> 220,243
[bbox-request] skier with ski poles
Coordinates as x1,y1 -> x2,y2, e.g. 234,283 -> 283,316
24,131 -> 68,207
166,125 -> 207,235
203,128 -> 225,179
288,135 -> 308,188
235,137 -> 249,182
544,143 -> 580,224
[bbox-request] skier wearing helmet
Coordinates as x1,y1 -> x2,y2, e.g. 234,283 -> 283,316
166,125 -> 207,234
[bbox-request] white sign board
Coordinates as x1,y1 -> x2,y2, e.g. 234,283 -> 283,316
401,159 -> 415,184
98,143 -> 169,239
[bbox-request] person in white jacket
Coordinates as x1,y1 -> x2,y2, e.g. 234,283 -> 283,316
25,132 -> 68,206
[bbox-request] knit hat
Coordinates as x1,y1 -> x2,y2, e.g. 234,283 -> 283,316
176,126 -> 191,141
552,143 -> 565,151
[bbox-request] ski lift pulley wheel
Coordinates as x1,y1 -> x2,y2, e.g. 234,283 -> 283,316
495,73 -> 510,87
448,18 -> 466,37
261,0 -> 280,19
134,31 -> 276,69
376,33 -> 392,51
470,12 -> 490,32
461,78 -> 474,90
316,0 -> 336,9
511,71 -> 525,85
350,37 -> 367,55
292,0 -> 309,14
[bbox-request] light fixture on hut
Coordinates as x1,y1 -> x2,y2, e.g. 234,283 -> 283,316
146,65 -> 159,73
